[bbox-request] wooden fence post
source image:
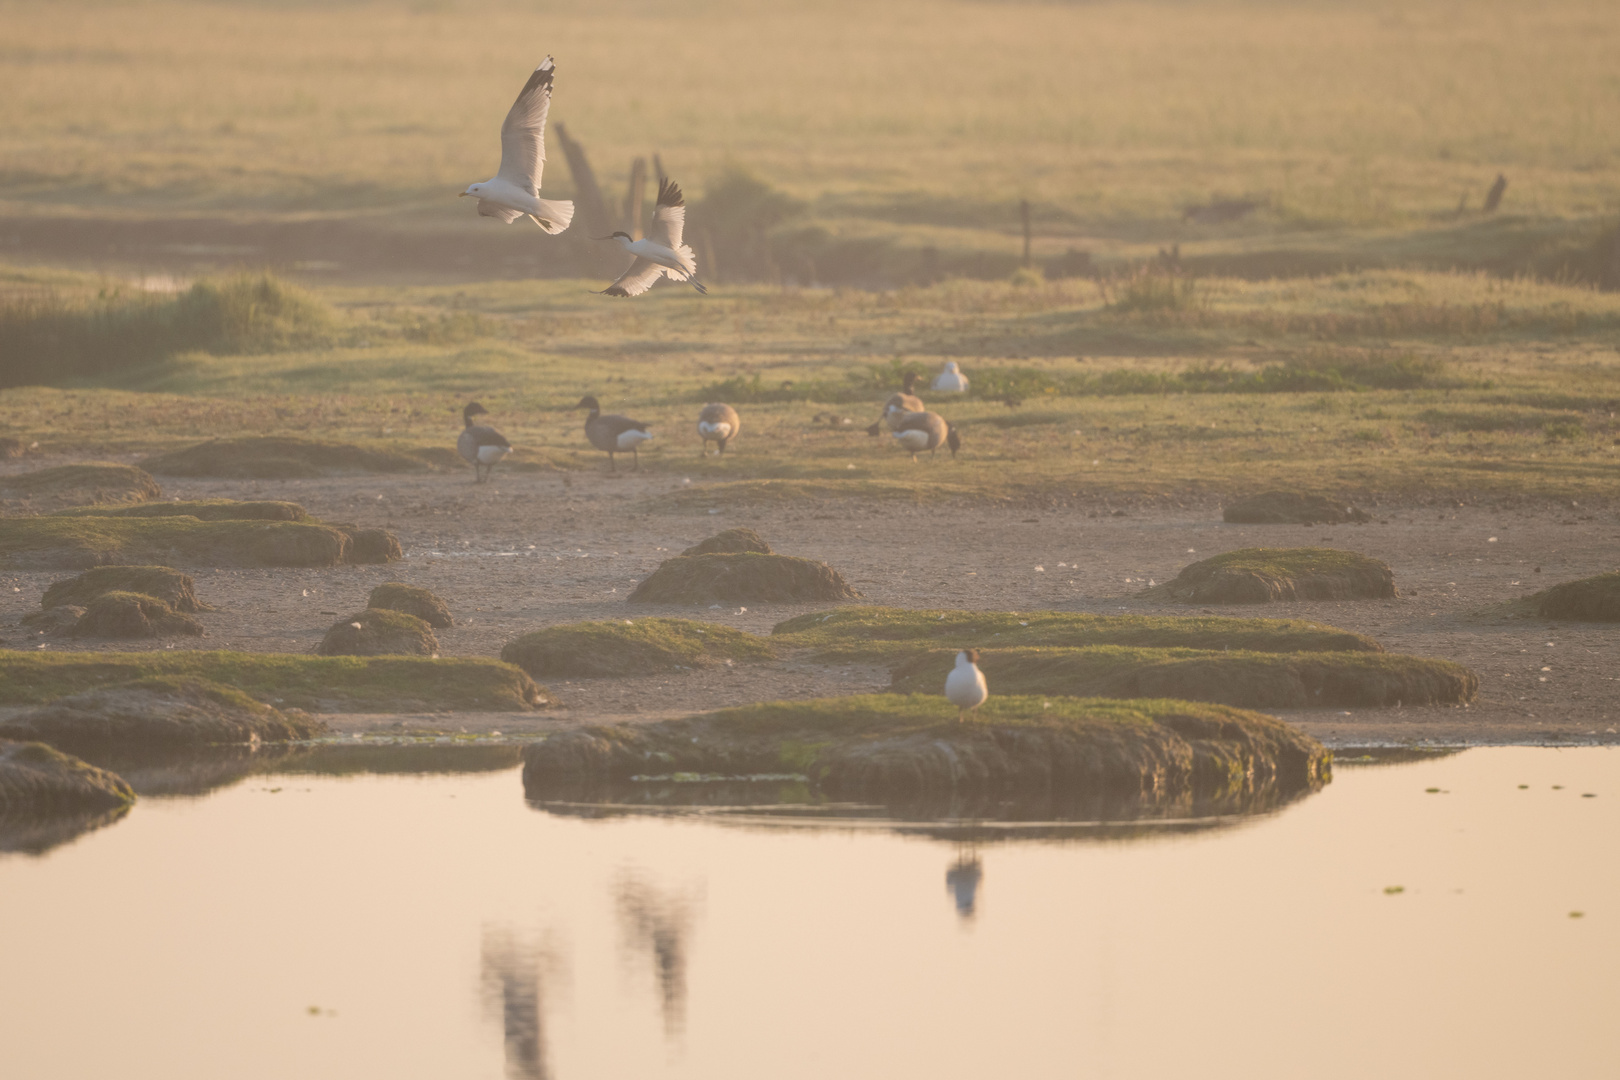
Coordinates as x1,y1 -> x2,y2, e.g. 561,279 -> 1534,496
1020,199 -> 1032,267
623,157 -> 647,239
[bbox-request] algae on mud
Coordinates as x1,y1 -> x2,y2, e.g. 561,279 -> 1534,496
887,646 -> 1478,708
0,651 -> 545,711
1529,571 -> 1620,622
523,694 -> 1330,818
0,516 -> 399,569
41,565 -> 209,612
1149,547 -> 1397,603
501,617 -> 775,678
628,552 -> 860,604
368,582 -> 454,628
771,606 -> 1382,659
0,677 -> 326,756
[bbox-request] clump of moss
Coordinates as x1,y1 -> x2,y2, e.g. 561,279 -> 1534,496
43,565 -> 208,612
0,740 -> 136,816
0,463 -> 161,509
771,605 -> 1382,660
57,499 -> 309,522
501,617 -> 774,678
681,528 -> 774,556
0,650 -> 546,711
523,694 -> 1330,817
335,526 -> 404,564
0,517 -> 397,569
0,676 -> 326,756
369,583 -> 453,628
887,646 -> 1477,708
1148,547 -> 1395,603
1223,492 -> 1371,525
20,607 -> 86,637
72,591 -> 205,639
141,436 -> 429,479
1530,571 -> 1620,621
318,609 -> 439,657
629,552 -> 860,604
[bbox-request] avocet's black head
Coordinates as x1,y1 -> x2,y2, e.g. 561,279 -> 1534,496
464,401 -> 488,422
575,395 -> 601,413
594,231 -> 634,242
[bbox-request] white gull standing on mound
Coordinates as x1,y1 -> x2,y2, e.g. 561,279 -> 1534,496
459,57 -> 575,234
945,649 -> 988,722
932,361 -> 969,393
598,177 -> 707,296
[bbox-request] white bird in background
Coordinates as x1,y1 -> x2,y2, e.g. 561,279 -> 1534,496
459,57 -> 575,234
598,178 -> 707,296
932,361 -> 969,393
945,649 -> 988,722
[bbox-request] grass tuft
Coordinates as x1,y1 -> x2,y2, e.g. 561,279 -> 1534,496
0,516 -> 396,569
501,617 -> 775,678
317,609 -> 439,657
0,464 -> 162,509
0,651 -> 545,712
72,591 -> 205,640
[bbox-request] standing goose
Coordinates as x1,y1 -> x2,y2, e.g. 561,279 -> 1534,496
598,178 -> 707,297
458,57 -> 575,234
697,403 -> 741,455
866,371 -> 925,436
576,395 -> 652,471
891,410 -> 961,461
932,361 -> 969,393
458,402 -> 513,483
944,649 -> 988,722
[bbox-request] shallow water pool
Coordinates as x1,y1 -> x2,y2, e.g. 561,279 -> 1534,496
2,747 -> 1615,1079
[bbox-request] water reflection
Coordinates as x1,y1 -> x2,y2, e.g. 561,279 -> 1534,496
0,805 -> 130,856
481,928 -> 555,1080
617,876 -> 699,1041
945,849 -> 983,919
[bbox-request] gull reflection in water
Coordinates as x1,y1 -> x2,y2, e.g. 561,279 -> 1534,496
617,875 -> 701,1041
946,849 -> 984,920
481,927 -> 557,1080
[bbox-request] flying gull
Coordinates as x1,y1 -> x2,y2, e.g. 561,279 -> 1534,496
459,57 -> 575,234
598,178 -> 707,296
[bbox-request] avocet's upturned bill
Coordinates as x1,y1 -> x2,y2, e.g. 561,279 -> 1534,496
597,178 -> 708,297
458,57 -> 575,235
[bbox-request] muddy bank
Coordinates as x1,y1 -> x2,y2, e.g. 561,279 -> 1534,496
522,694 -> 1329,816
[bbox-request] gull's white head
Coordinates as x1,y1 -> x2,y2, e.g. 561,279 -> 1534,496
459,183 -> 484,198
956,648 -> 981,667
944,361 -> 960,374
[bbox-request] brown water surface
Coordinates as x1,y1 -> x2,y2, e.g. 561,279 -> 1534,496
1,747 -> 1614,1079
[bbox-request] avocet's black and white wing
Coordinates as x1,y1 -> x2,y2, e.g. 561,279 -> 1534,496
647,179 -> 689,261
496,57 -> 555,196
602,179 -> 707,296
602,258 -> 666,298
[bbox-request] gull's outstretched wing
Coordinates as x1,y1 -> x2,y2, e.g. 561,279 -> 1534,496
601,258 -> 665,298
647,178 -> 688,253
495,57 -> 555,193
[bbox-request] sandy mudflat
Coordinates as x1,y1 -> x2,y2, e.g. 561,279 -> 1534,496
2,460 -> 1616,748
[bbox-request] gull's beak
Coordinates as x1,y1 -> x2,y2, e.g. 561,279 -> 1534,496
458,192 -> 469,197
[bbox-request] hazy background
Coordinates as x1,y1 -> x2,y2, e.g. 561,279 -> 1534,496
3,0 -> 1617,285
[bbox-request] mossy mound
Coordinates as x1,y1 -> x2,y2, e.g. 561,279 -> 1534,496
628,552 -> 860,604
1223,492 -> 1371,525
318,608 -> 439,657
0,516 -> 398,569
72,591 -> 205,639
368,583 -> 453,628
0,677 -> 326,756
20,606 -> 86,637
523,695 -> 1329,816
681,528 -> 774,556
0,740 -> 135,816
43,565 -> 207,612
501,617 -> 775,678
141,436 -> 429,478
1530,571 -> 1620,622
772,605 -> 1382,660
338,526 -> 405,564
0,463 -> 161,510
56,499 -> 309,521
1149,547 -> 1396,603
0,650 -> 545,711
888,646 -> 1478,708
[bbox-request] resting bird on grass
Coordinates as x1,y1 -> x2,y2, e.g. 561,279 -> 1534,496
932,361 -> 969,393
577,395 -> 652,471
866,371 -> 925,436
598,178 -> 707,297
459,57 -> 575,235
945,649 -> 987,722
458,402 -> 512,483
891,410 -> 961,461
697,402 -> 740,455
